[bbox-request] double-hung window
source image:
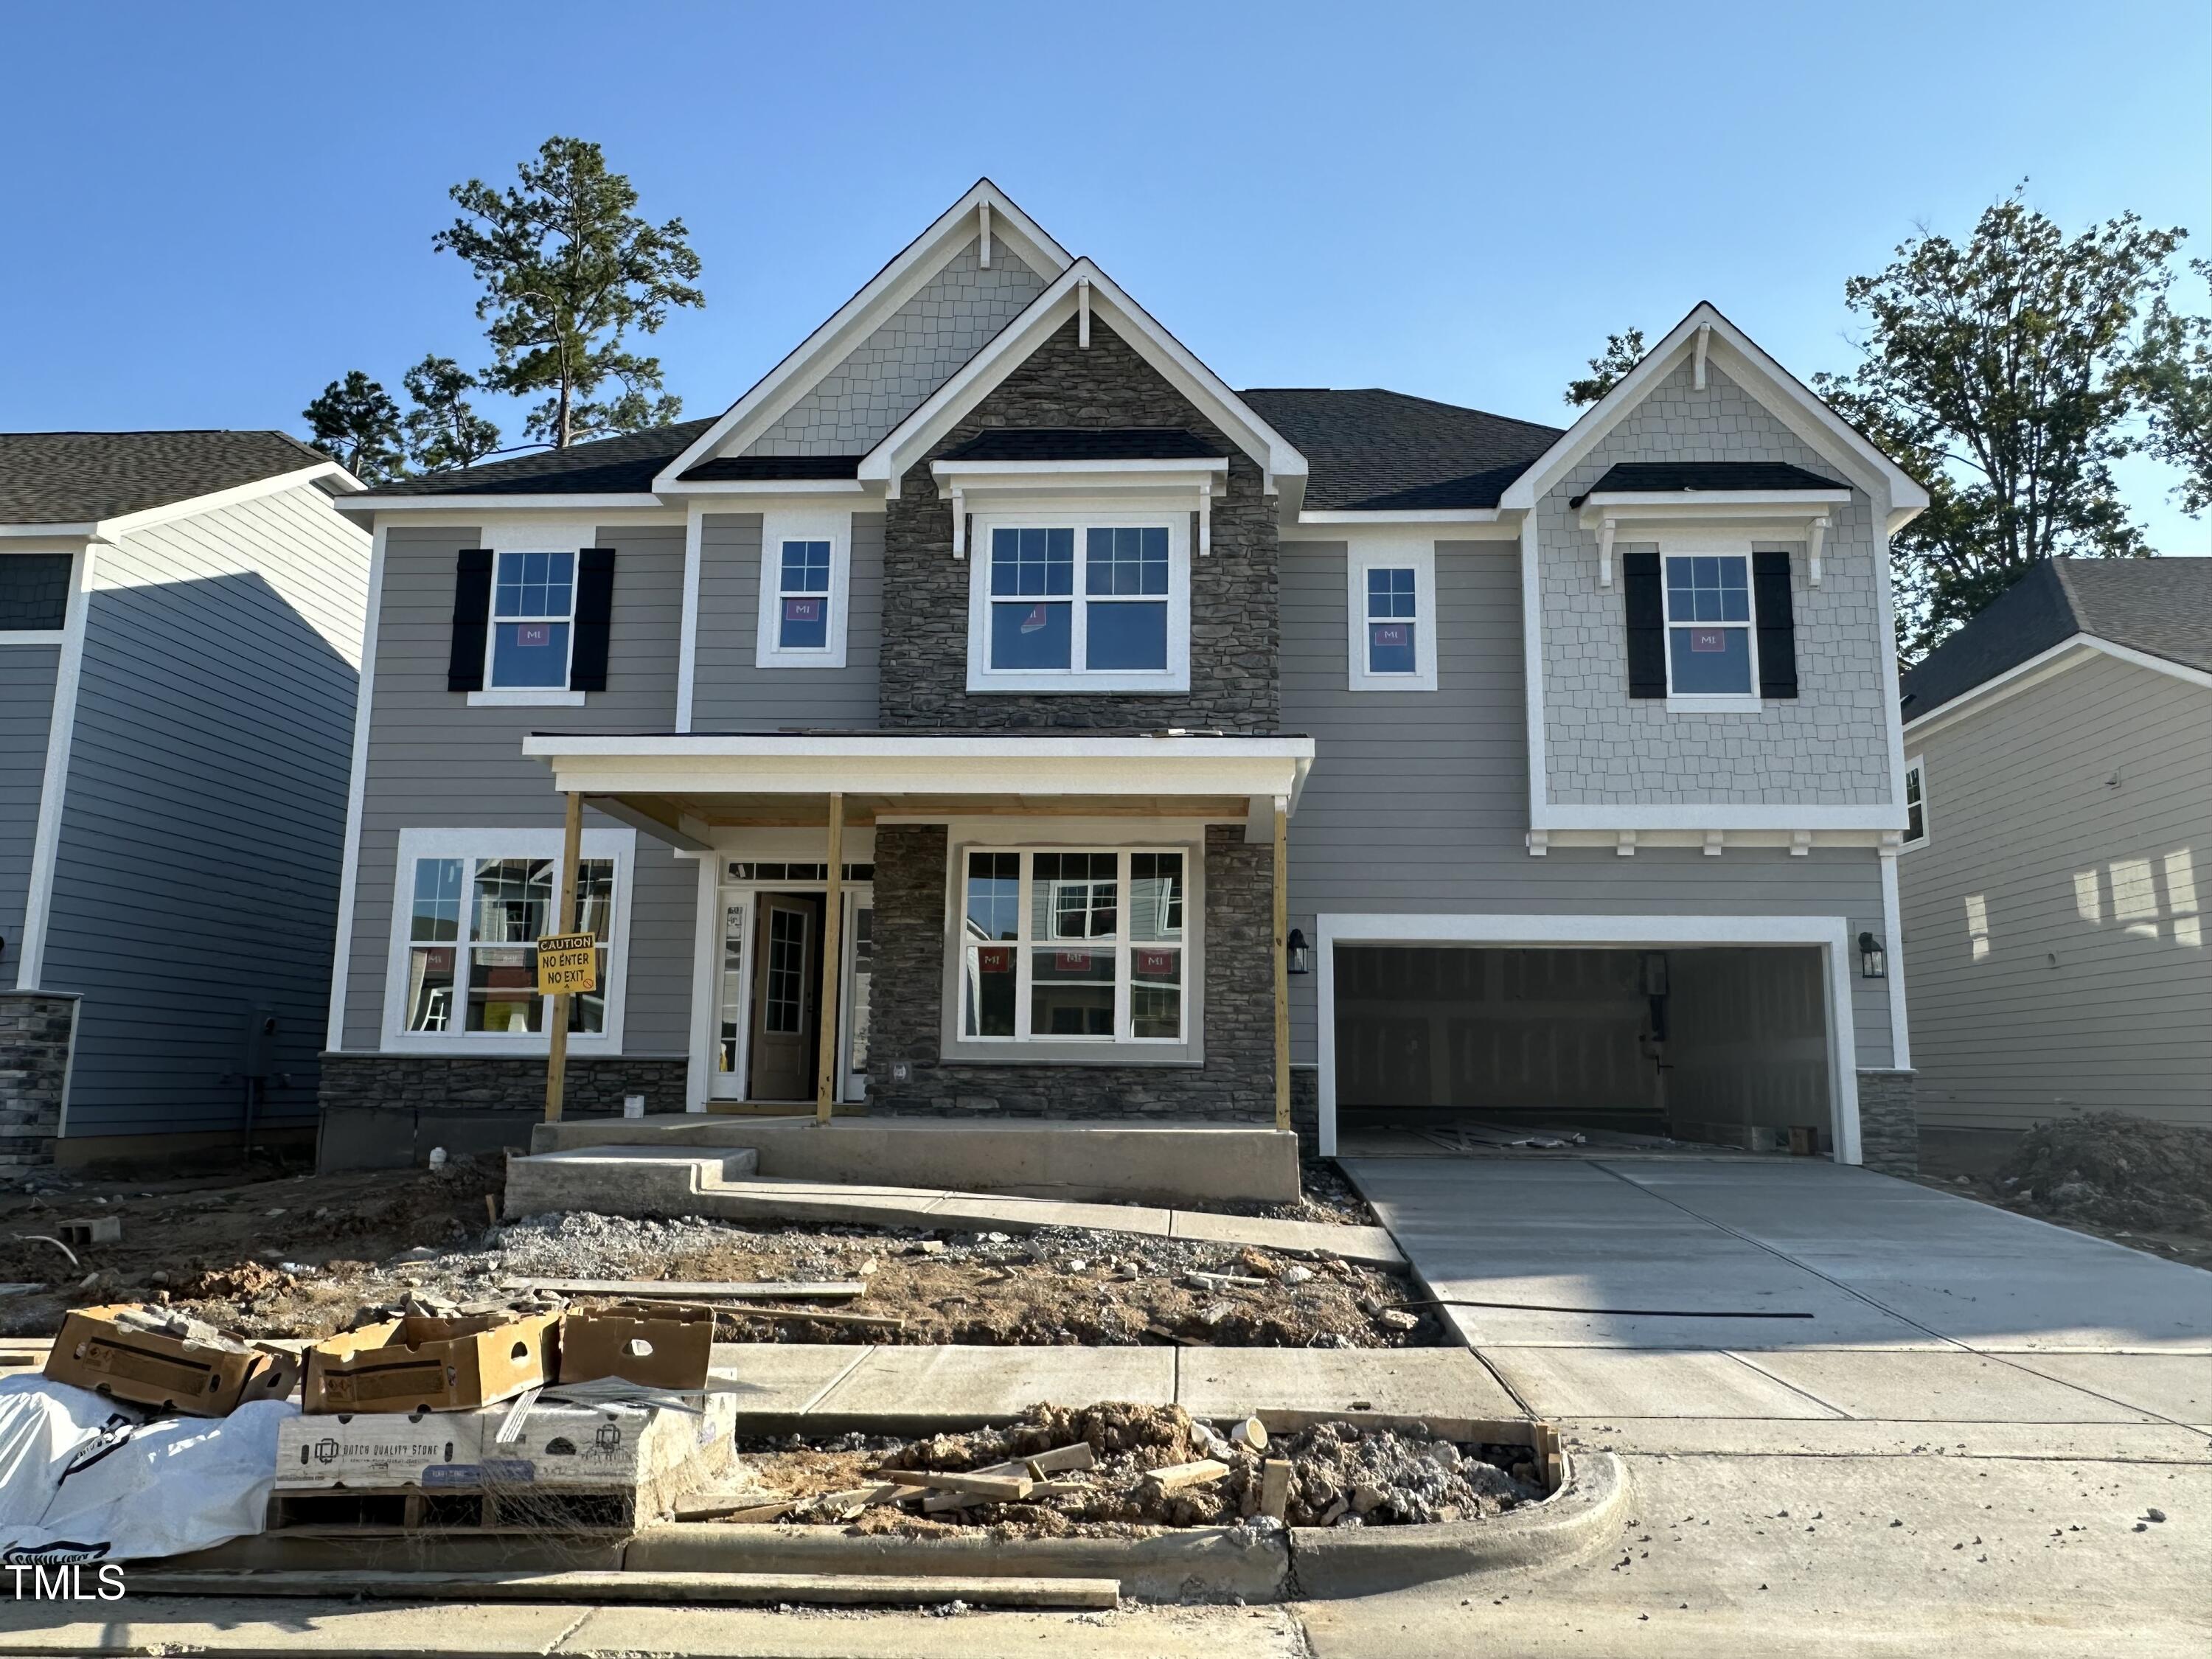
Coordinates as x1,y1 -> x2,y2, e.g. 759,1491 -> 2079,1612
1346,544 -> 1437,691
1663,553 -> 1756,700
754,512 -> 852,667
1366,568 -> 1416,674
387,828 -> 631,1052
957,849 -> 1190,1047
490,552 -> 574,689
969,512 -> 1189,692
1902,758 -> 1927,849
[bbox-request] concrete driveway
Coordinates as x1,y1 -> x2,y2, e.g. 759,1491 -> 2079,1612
1343,1156 -> 2212,1447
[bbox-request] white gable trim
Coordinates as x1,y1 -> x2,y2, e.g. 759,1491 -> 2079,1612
653,182 -> 1072,490
858,260 -> 1308,509
1902,633 -> 2212,740
1500,304 -> 1929,531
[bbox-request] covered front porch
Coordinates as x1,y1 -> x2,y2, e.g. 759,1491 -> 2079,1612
523,731 -> 1313,1133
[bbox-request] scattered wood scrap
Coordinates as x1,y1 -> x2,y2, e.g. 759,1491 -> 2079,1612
874,1469 -> 1034,1501
1140,1458 -> 1229,1494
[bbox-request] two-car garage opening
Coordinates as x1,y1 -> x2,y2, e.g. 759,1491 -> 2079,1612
1332,944 -> 1839,1155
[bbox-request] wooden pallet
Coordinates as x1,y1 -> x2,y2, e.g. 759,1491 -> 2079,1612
267,1484 -> 647,1535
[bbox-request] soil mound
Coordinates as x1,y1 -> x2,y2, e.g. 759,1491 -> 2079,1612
1997,1113 -> 2212,1237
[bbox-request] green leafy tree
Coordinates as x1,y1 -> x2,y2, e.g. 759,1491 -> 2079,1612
1812,191 -> 2185,658
2132,258 -> 2212,518
1565,329 -> 1646,407
402,355 -> 502,473
434,136 -> 704,448
302,370 -> 405,482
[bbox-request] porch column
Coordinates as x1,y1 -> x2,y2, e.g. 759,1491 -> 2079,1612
1273,794 -> 1290,1133
544,789 -> 583,1124
815,792 -> 844,1123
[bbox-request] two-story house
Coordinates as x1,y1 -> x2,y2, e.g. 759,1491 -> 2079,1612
1,431 -> 369,1167
320,181 -> 1927,1176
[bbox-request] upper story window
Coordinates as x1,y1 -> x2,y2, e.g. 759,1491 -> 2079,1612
959,847 -> 1189,1043
755,511 -> 852,668
0,554 -> 73,636
490,552 -> 575,689
1902,758 -> 1927,848
967,509 -> 1190,693
1346,543 -> 1438,692
1663,554 -> 1753,696
384,826 -> 633,1054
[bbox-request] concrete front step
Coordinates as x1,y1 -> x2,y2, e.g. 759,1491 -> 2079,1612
501,1148 -> 1404,1267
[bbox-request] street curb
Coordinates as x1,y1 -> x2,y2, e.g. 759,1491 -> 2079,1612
1286,1450 -> 1631,1598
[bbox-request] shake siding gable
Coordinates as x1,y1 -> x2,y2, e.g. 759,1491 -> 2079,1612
38,484 -> 369,1137
341,523 -> 696,1056
1278,540 -> 1895,1071
1901,651 -> 2212,1132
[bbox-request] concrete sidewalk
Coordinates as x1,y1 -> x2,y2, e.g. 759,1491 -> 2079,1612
507,1149 -> 1405,1267
708,1340 -> 1519,1429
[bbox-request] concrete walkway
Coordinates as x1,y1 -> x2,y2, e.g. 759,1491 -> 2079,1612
507,1148 -> 1405,1267
708,1340 -> 1519,1430
1344,1156 -> 2212,1443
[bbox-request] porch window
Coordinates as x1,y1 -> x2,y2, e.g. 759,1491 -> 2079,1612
959,848 -> 1187,1043
387,827 -> 630,1051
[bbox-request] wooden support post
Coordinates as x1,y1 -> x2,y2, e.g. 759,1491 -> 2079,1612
815,792 -> 844,1124
1272,795 -> 1291,1133
545,790 -> 583,1124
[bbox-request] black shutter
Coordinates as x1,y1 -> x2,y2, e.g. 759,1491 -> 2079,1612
1623,552 -> 1666,698
1753,550 -> 1798,700
446,549 -> 493,692
569,547 -> 616,692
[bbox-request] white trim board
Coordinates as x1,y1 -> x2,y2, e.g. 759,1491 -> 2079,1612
1902,633 -> 2212,740
1310,911 -> 1863,1166
13,543 -> 95,990
323,521 -> 389,1049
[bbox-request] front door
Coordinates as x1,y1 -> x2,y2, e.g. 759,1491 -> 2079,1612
747,894 -> 818,1100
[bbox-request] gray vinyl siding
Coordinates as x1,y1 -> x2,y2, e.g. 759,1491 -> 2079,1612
0,644 -> 58,958
38,484 -> 369,1136
1280,539 -> 1893,1070
1900,651 -> 2212,1132
691,513 -> 882,728
340,523 -> 696,1056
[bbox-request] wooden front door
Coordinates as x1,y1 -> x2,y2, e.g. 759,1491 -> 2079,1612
748,894 -> 818,1100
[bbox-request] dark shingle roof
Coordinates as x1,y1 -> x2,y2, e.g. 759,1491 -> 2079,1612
0,430 -> 333,524
1570,461 -> 1844,507
1237,389 -> 1564,512
1900,557 -> 2212,718
369,419 -> 716,496
938,427 -> 1229,462
680,454 -> 863,481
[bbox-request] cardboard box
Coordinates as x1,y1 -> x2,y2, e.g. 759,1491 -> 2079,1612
502,1391 -> 736,1490
45,1305 -> 299,1418
276,1409 -> 490,1490
557,1303 -> 713,1391
302,1310 -> 556,1415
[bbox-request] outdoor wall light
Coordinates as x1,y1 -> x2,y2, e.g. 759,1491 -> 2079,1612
1858,931 -> 1887,979
1287,928 -> 1311,975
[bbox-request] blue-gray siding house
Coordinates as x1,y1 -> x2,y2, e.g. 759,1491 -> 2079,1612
0,431 -> 370,1165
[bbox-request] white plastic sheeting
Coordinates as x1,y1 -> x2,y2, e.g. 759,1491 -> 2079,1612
0,1375 -> 294,1563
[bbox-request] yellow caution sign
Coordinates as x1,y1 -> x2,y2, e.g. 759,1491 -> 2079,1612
536,933 -> 599,995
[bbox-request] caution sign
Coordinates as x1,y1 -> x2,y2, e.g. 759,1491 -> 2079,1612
536,933 -> 599,995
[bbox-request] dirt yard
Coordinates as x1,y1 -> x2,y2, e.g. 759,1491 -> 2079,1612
705,1402 -> 1543,1535
1917,1110 -> 2212,1269
0,1155 -> 1433,1349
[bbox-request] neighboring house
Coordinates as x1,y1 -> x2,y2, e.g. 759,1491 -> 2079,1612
321,181 -> 1929,1175
1897,557 -> 2212,1142
0,432 -> 370,1166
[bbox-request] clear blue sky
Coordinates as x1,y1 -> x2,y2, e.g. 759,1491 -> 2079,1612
3,1 -> 2205,550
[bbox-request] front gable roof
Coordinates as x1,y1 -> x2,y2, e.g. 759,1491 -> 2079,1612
654,181 -> 1071,490
857,258 -> 1308,504
1498,303 -> 1930,529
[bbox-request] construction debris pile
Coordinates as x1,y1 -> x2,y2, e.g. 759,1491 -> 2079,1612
1992,1112 -> 2212,1246
707,1403 -> 1543,1536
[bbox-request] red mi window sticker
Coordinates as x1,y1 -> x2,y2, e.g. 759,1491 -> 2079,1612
1689,627 -> 1727,653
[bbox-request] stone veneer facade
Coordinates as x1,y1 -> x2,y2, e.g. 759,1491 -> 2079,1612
877,316 -> 1280,731
866,824 -> 1276,1121
0,993 -> 75,1168
317,1054 -> 689,1119
1854,1068 -> 1919,1175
